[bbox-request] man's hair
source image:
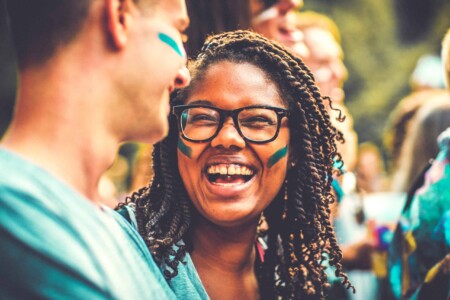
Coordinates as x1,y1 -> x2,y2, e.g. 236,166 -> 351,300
296,11 -> 341,44
6,0 -> 92,69
442,28 -> 450,89
125,30 -> 353,299
6,0 -> 149,69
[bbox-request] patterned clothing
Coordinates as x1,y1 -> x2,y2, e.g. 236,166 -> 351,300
388,128 -> 450,299
0,148 -> 175,299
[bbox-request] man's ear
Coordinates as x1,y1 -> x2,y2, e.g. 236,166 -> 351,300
106,0 -> 133,49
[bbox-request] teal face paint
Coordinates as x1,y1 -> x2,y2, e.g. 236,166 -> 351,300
158,32 -> 185,58
267,145 -> 288,168
178,138 -> 192,159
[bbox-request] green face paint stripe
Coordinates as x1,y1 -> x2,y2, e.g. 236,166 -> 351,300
178,138 -> 192,158
158,32 -> 184,58
267,145 -> 288,168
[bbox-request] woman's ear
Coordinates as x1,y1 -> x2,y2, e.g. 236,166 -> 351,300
106,0 -> 134,49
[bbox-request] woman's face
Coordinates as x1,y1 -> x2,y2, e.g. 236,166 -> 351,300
177,61 -> 290,228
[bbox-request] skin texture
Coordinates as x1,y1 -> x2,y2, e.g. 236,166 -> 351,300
178,61 -> 289,228
112,0 -> 191,143
267,145 -> 288,168
301,27 -> 347,104
2,0 -> 191,201
177,61 -> 290,299
251,0 -> 308,58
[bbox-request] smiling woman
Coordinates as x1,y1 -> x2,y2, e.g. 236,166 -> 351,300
123,30 -> 352,299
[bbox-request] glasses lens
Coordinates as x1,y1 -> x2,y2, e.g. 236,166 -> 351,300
238,108 -> 278,142
180,107 -> 220,141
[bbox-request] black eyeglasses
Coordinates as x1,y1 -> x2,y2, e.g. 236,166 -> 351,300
172,104 -> 289,144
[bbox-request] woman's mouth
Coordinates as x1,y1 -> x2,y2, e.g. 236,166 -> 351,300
205,163 -> 255,185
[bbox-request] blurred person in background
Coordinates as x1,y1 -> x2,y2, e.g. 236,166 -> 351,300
251,0 -> 308,58
295,11 -> 379,300
296,11 -> 357,175
0,0 -> 190,298
296,11 -> 347,106
410,54 -> 446,92
356,142 -> 388,194
390,90 -> 450,193
383,89 -> 443,177
387,28 -> 450,300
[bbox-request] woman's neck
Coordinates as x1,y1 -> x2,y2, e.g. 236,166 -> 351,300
190,217 -> 261,300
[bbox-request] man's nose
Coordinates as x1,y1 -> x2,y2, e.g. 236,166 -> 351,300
174,65 -> 191,89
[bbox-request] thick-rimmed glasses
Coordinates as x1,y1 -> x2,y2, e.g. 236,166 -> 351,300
172,104 -> 289,144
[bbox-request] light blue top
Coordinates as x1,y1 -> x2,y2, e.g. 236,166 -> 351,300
0,148 -> 175,299
122,205 -> 210,300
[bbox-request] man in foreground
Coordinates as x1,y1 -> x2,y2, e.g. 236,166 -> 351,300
0,0 -> 190,298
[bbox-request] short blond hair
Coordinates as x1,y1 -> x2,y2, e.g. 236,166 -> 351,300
296,11 -> 341,44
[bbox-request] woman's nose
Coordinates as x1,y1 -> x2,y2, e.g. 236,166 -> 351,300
210,119 -> 246,150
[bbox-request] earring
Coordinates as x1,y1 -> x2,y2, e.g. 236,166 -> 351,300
257,212 -> 268,235
282,179 -> 288,220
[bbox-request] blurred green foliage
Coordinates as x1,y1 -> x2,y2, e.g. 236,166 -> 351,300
304,0 -> 450,148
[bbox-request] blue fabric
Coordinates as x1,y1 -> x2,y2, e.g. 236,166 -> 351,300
387,128 -> 450,299
123,206 -> 210,299
0,148 -> 175,299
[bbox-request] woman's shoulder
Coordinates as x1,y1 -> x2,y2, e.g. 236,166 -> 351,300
115,202 -> 138,229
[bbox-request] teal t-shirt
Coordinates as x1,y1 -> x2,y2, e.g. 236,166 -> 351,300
0,148 -> 175,299
120,205 -> 210,300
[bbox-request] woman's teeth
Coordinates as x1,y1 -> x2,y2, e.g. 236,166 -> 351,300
206,164 -> 255,184
207,164 -> 254,176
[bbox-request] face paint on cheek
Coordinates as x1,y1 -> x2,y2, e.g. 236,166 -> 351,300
178,137 -> 192,159
158,32 -> 186,58
267,145 -> 288,168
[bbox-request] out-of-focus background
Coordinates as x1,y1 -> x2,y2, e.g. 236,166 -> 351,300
2,0 -> 449,149
303,0 -> 449,145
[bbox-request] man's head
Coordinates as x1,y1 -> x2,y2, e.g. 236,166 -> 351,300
6,0 -> 191,144
250,0 -> 307,57
296,11 -> 347,104
442,28 -> 450,90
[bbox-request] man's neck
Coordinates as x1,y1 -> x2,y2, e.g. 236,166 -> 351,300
2,63 -> 119,203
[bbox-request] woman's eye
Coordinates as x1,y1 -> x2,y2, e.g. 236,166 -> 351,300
189,114 -> 217,124
241,117 -> 275,127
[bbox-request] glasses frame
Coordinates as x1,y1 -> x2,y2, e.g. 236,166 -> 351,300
172,104 -> 289,144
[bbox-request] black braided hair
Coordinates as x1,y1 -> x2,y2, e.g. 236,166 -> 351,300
126,30 -> 352,299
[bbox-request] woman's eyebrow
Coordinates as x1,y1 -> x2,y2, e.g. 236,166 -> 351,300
188,99 -> 215,106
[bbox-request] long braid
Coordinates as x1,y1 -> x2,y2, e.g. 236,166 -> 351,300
127,30 -> 352,298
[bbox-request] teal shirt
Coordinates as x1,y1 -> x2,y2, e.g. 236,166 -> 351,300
0,149 -> 175,299
121,205 -> 210,300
